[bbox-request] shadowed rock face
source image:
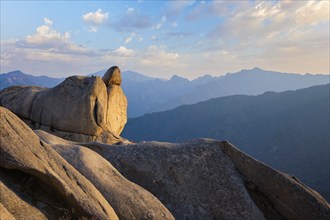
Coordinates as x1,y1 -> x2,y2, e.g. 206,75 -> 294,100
0,66 -> 127,144
81,140 -> 330,220
1,105 -> 330,219
0,107 -> 173,220
51,144 -> 175,220
0,107 -> 119,219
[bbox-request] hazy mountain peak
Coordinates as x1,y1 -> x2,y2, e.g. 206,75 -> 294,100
238,67 -> 265,74
194,74 -> 213,80
122,70 -> 156,82
5,70 -> 26,76
0,70 -> 64,90
252,67 -> 263,71
170,75 -> 189,82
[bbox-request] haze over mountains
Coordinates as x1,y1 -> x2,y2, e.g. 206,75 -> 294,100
0,70 -> 64,90
122,84 -> 330,202
1,66 -> 329,218
3,68 -> 328,201
1,68 -> 329,117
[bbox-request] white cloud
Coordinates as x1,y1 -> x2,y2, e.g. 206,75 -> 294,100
294,1 -> 329,25
82,9 -> 109,33
140,45 -> 180,67
1,18 -> 184,78
25,19 -> 70,47
175,0 -> 330,77
0,19 -> 99,76
82,9 -> 109,25
127,7 -> 134,14
1,1 -> 328,79
115,46 -> 135,57
155,16 -> 167,29
124,32 -> 136,44
43,18 -> 53,26
204,1 -> 329,70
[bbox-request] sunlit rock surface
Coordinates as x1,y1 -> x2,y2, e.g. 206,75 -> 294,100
0,66 -> 127,144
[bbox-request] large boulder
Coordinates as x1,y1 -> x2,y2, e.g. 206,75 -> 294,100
0,107 -> 119,219
48,145 -> 174,219
0,66 -> 127,143
36,130 -> 174,220
82,140 -> 330,220
0,107 -> 173,220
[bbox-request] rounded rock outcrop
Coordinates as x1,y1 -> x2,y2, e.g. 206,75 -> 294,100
0,107 -> 119,219
0,66 -> 127,143
102,66 -> 122,86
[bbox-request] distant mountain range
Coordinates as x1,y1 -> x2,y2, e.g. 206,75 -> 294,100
0,70 -> 64,89
1,68 -> 329,117
122,84 -> 330,202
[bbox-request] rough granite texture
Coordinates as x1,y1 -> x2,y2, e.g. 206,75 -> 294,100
0,66 -> 127,143
102,66 -> 122,86
0,107 -> 119,219
1,105 -> 330,220
52,144 -> 174,220
82,140 -> 330,220
83,140 -> 261,219
0,203 -> 16,220
221,141 -> 330,220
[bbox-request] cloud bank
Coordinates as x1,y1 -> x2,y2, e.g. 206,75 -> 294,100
1,1 -> 329,79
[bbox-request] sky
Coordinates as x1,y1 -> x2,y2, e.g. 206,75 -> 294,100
1,0 -> 329,79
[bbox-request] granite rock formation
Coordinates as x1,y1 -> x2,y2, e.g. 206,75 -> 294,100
1,65 -> 330,220
0,107 -> 119,219
1,106 -> 329,219
0,66 -> 127,144
81,140 -> 330,220
0,107 -> 173,220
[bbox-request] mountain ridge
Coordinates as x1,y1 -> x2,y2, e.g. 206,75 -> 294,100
122,84 -> 330,202
1,68 -> 329,117
1,68 -> 329,219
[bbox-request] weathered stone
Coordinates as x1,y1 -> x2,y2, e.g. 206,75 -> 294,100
102,66 -> 122,86
1,105 -> 329,220
106,85 -> 127,135
0,66 -> 128,143
82,140 -> 266,220
0,107 -> 119,219
37,130 -> 174,220
0,203 -> 19,220
82,139 -> 330,220
0,86 -> 45,119
52,144 -> 174,220
0,168 -> 56,220
220,141 -> 330,220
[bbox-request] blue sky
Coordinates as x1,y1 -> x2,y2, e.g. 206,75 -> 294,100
1,0 -> 329,79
